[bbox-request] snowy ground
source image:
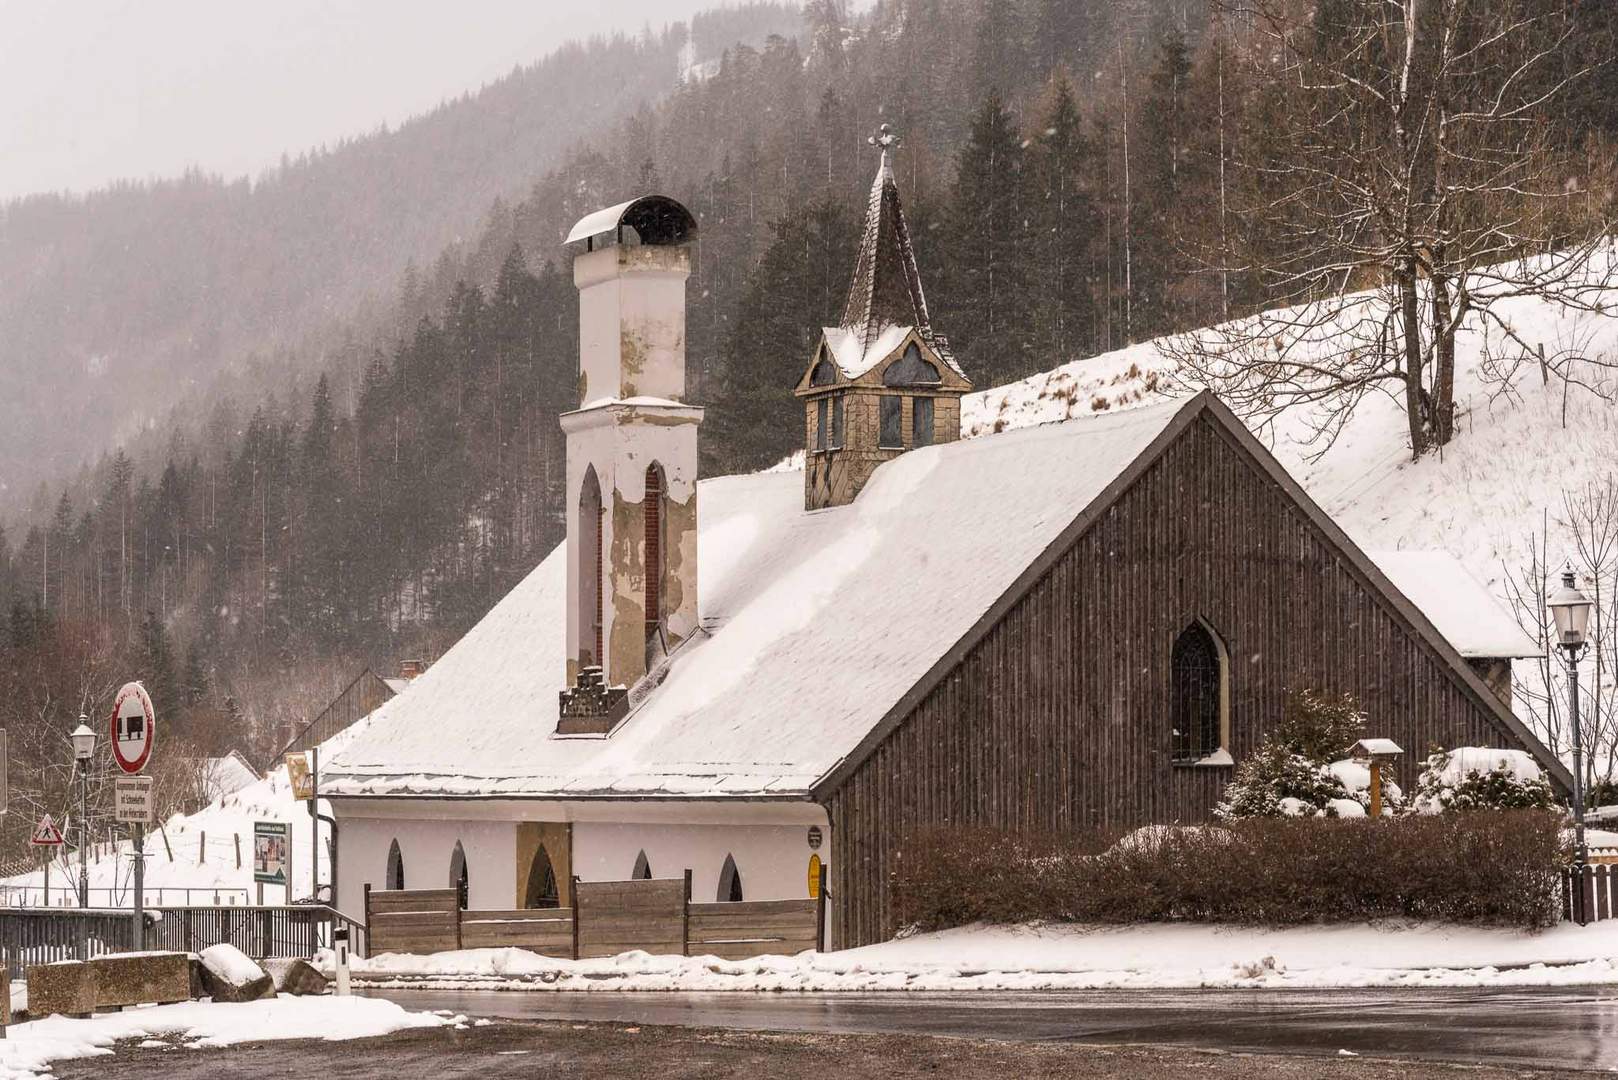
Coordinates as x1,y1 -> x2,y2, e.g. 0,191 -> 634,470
323,919 -> 1618,993
0,994 -> 447,1080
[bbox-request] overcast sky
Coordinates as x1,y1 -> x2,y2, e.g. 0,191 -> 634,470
0,0 -> 719,201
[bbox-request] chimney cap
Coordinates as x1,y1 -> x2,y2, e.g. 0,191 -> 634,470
566,194 -> 696,249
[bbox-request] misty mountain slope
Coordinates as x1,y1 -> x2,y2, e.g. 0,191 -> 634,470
0,4 -> 799,509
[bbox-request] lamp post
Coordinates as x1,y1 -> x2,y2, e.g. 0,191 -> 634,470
70,719 -> 96,908
1548,568 -> 1596,879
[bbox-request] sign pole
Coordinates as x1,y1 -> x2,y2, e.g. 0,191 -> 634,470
132,823 -> 145,949
309,747 -> 319,902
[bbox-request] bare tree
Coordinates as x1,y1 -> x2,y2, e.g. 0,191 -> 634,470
1166,0 -> 1614,458
1503,482 -> 1618,794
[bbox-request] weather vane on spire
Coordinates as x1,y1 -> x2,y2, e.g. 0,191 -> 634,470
869,122 -> 900,178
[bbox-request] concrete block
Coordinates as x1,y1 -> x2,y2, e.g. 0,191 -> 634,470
26,961 -> 98,1019
90,952 -> 192,1008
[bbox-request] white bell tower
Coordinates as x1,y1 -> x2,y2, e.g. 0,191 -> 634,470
559,196 -> 703,729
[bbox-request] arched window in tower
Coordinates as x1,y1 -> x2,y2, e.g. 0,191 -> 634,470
882,342 -> 941,386
386,839 -> 405,891
632,850 -> 652,880
644,463 -> 667,647
449,841 -> 469,909
1171,620 -> 1229,763
524,846 -> 559,909
578,467 -> 603,666
717,854 -> 744,902
810,355 -> 837,386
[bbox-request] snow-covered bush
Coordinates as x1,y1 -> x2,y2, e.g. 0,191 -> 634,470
1411,748 -> 1556,814
1216,690 -> 1376,819
892,811 -> 1565,930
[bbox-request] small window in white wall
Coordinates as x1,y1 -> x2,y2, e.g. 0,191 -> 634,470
450,841 -> 469,909
632,850 -> 652,880
717,853 -> 743,902
386,839 -> 405,891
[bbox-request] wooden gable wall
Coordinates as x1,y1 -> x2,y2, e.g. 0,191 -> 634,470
821,412 -> 1530,948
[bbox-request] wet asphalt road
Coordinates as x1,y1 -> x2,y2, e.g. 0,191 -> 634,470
363,986 -> 1618,1072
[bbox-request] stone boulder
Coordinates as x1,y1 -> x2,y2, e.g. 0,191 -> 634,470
197,943 -> 274,1002
263,957 -> 328,996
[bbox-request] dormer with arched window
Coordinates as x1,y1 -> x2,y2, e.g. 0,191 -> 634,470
795,126 -> 971,510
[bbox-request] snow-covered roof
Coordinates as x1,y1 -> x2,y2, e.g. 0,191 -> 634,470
324,400 -> 1189,799
822,324 -> 913,379
1365,550 -> 1541,659
200,752 -> 259,799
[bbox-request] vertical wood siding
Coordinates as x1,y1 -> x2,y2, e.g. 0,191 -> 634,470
825,415 -> 1525,948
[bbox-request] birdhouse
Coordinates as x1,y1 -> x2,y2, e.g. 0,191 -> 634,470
1349,739 -> 1403,817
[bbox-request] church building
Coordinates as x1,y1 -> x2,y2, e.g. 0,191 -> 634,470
324,130 -> 1559,949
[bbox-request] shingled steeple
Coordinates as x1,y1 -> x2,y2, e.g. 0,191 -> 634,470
794,125 -> 971,511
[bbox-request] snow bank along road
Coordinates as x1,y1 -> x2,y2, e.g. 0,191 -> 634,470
362,986 -> 1618,1072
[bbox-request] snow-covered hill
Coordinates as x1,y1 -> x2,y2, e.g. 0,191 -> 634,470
964,287 -> 1618,603
1,719 -> 377,910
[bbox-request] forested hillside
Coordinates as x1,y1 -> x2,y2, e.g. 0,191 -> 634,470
4,0 -> 1618,861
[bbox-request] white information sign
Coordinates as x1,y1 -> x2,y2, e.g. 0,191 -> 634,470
115,776 -> 154,824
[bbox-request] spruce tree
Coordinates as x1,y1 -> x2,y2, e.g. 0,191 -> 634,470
946,92 -> 1036,388
1030,74 -> 1099,364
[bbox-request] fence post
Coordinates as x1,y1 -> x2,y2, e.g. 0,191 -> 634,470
570,876 -> 581,960
453,892 -> 463,952
261,908 -> 274,957
815,860 -> 828,953
681,869 -> 692,957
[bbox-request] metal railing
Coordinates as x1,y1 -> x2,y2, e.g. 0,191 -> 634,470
0,886 -> 252,909
1,903 -> 366,980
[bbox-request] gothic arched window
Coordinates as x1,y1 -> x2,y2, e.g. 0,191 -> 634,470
1171,620 -> 1228,763
882,342 -> 941,386
632,850 -> 652,880
386,839 -> 405,891
449,841 -> 469,909
717,853 -> 744,902
810,356 -> 837,386
524,846 -> 560,909
578,466 -> 604,666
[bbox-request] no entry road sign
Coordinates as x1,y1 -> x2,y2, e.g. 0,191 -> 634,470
110,681 -> 156,775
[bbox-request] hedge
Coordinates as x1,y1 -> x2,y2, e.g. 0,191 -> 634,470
890,811 -> 1566,932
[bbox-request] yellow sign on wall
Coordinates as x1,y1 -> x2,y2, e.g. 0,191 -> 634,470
808,854 -> 823,898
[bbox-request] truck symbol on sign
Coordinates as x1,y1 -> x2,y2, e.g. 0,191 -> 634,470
119,706 -> 145,741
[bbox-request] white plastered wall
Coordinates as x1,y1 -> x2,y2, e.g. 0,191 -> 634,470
334,799 -> 829,915
335,812 -> 515,915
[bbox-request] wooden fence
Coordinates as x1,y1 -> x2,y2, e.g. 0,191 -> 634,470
1563,864 -> 1618,923
364,872 -> 824,960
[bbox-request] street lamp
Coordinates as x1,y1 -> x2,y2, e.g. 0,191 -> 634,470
1548,568 -> 1595,872
70,719 -> 95,908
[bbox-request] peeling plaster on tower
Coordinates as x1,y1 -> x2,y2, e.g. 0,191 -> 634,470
561,197 -> 703,702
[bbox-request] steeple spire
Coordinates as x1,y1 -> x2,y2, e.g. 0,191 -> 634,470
840,124 -> 951,365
